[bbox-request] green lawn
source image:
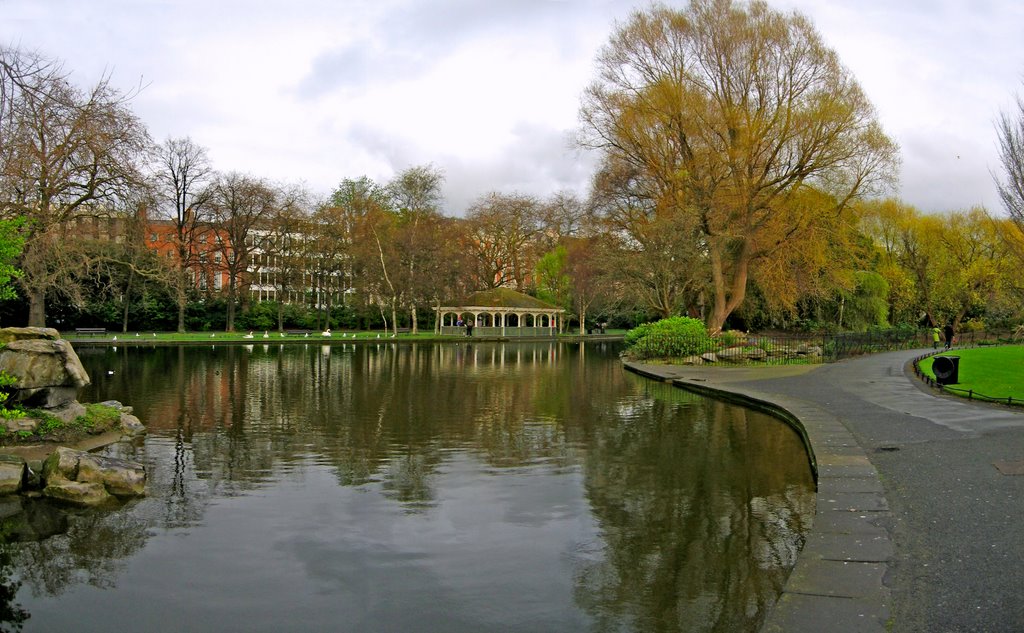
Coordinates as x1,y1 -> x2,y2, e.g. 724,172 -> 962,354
919,345 -> 1024,402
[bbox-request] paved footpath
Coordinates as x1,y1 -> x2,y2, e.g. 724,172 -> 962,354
625,348 -> 1024,633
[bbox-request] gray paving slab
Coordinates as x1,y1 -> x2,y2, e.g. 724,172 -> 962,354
784,558 -> 888,598
626,347 -> 1024,633
760,592 -> 890,633
801,531 -> 894,563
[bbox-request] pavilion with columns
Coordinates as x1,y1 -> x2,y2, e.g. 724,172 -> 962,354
435,288 -> 565,337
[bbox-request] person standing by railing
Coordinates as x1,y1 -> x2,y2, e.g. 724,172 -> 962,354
943,323 -> 955,350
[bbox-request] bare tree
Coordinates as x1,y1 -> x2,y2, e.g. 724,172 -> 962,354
464,192 -> 543,291
152,136 -> 213,332
0,47 -> 151,326
995,92 -> 1024,231
263,184 -> 313,331
207,172 -> 277,331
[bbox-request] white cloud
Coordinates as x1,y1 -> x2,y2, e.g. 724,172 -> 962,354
2,0 -> 1022,215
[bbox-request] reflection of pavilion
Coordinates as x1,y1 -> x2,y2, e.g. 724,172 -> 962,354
435,288 -> 565,337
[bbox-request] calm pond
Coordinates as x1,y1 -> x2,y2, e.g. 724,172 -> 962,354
2,341 -> 814,632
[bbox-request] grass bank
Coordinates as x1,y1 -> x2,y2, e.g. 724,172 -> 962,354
918,345 -> 1024,403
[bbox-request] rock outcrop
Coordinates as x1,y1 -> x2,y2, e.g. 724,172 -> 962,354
0,329 -> 90,410
0,454 -> 26,495
41,446 -> 146,505
0,328 -> 149,505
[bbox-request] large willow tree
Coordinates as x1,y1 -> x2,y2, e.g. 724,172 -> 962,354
580,0 -> 898,333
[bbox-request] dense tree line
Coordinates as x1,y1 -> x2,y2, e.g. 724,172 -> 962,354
1,0 -> 1024,334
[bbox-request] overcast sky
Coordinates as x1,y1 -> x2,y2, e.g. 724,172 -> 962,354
2,0 -> 1022,215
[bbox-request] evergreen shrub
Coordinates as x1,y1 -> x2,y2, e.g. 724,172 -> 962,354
624,316 -> 711,359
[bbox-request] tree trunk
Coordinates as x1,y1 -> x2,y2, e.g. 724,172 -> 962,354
177,300 -> 186,333
121,272 -> 135,333
175,272 -> 188,333
27,287 -> 46,327
226,274 -> 237,332
226,292 -> 235,332
410,306 -> 418,335
707,240 -> 751,335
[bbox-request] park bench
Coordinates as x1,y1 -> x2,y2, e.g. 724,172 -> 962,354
74,327 -> 107,336
286,329 -> 314,336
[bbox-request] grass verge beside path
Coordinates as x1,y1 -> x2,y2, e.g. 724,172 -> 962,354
919,345 -> 1024,403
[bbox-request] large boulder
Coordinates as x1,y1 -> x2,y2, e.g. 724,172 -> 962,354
0,454 -> 27,495
42,446 -> 146,505
0,327 -> 59,345
76,452 -> 146,497
43,481 -> 112,506
0,337 -> 91,407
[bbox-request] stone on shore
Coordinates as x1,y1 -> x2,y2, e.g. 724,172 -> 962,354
0,327 -> 59,345
43,480 -> 112,506
42,446 -> 146,504
0,454 -> 27,495
0,335 -> 91,409
119,413 -> 146,437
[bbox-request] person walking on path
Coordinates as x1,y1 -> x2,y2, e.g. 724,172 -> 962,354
943,322 -> 955,349
932,326 -> 941,349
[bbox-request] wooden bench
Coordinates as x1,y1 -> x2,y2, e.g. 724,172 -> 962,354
74,327 -> 107,336
286,329 -> 314,336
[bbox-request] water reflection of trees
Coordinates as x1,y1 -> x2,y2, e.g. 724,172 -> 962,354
572,387 -> 814,633
71,342 -> 815,631
0,546 -> 29,632
79,342 -> 607,506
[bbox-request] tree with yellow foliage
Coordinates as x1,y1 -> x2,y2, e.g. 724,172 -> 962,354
579,0 -> 898,333
860,201 -> 1016,328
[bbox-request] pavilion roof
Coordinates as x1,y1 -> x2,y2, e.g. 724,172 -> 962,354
454,288 -> 561,311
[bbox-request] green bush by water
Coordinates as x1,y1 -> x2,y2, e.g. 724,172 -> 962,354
624,317 -> 711,359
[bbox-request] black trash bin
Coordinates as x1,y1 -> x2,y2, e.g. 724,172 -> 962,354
933,355 -> 960,385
